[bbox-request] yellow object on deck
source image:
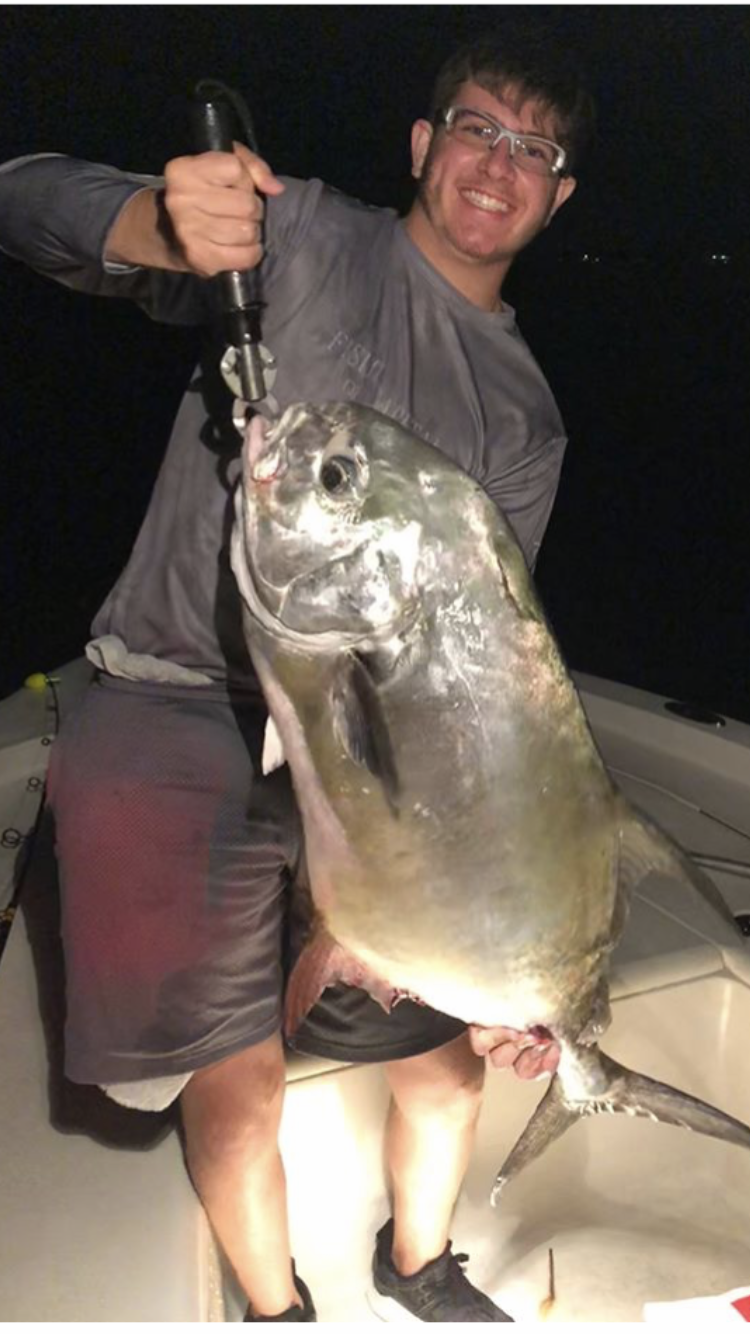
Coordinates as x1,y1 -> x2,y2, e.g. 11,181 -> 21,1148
539,1248 -> 556,1319
24,673 -> 49,691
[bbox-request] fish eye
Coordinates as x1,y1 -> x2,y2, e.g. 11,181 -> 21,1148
320,454 -> 359,496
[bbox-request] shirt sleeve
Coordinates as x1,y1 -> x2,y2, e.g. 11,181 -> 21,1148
481,433 -> 567,570
0,154 -> 209,325
260,176 -> 328,286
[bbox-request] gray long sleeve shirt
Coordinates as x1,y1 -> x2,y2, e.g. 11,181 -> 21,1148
0,157 -> 568,689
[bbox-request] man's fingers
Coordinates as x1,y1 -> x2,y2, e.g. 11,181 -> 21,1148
165,151 -> 245,190
161,146 -> 283,277
189,191 -> 264,224
512,1046 -> 546,1080
488,1042 -> 522,1071
468,1022 -> 560,1080
468,1024 -> 522,1057
184,215 -> 262,246
165,148 -> 284,202
233,143 -> 286,195
512,1043 -> 559,1080
540,1044 -> 561,1074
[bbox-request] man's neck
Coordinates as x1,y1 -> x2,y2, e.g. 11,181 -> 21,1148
404,205 -> 509,313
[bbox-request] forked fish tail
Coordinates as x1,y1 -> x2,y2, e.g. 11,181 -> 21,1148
491,1047 -> 750,1206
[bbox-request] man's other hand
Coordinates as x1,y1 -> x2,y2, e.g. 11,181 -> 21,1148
468,1024 -> 560,1080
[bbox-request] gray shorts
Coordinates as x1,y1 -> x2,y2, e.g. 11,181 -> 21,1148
47,675 -> 464,1091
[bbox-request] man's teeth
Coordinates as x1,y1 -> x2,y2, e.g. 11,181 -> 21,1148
462,190 -> 510,213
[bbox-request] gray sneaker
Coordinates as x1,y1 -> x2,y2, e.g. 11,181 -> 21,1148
370,1219 -> 514,1322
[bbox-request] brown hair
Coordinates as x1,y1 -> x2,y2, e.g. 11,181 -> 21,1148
429,27 -> 596,174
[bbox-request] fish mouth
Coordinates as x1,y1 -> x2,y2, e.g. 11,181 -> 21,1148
247,413 -> 288,484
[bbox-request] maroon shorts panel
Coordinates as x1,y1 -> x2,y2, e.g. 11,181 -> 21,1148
47,675 -> 465,1085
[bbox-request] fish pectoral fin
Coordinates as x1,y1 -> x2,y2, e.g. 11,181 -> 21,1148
284,928 -> 397,1037
491,529 -> 545,622
593,1051 -> 750,1149
262,715 -> 286,774
330,653 -> 400,809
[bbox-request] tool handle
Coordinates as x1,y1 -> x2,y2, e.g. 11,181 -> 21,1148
189,89 -> 237,154
190,82 -> 267,403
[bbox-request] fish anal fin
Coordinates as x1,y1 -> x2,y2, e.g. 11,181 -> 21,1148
330,652 -> 400,810
284,927 -> 398,1036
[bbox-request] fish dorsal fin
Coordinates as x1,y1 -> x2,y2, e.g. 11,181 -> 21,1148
262,715 -> 286,775
330,652 -> 400,810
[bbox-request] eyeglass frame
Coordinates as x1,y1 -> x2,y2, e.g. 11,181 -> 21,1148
438,105 -> 569,178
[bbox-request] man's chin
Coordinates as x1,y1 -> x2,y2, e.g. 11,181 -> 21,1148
450,232 -> 516,267
443,210 -> 520,262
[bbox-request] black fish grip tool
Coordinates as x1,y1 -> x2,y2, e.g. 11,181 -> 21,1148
190,79 -> 271,405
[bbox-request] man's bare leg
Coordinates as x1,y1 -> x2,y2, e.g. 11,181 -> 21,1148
383,1031 -> 485,1274
180,1033 -> 301,1318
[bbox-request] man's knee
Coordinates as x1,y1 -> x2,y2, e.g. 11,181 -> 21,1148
181,1034 -> 287,1164
385,1032 -> 485,1121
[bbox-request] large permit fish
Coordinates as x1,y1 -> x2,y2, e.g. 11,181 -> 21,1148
230,401 -> 750,1199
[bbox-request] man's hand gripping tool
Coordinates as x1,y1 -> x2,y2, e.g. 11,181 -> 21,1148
190,80 -> 275,408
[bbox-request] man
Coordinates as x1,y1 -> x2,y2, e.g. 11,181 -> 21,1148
0,29 -> 594,1323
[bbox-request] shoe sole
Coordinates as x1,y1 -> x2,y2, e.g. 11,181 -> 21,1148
366,1283 -> 424,1323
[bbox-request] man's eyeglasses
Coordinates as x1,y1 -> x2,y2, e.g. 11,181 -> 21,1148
440,107 -> 568,179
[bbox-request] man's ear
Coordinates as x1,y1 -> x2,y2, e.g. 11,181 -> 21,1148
547,174 -> 577,223
411,119 -> 434,179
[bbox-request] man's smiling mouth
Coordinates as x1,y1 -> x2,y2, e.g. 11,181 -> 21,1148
460,189 -> 513,214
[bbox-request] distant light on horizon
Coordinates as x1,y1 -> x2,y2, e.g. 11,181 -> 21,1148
553,249 -> 737,270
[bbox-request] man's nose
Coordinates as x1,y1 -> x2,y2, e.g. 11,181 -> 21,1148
481,135 -> 516,177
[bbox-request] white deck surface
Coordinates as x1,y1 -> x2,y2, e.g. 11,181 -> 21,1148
254,976 -> 750,1324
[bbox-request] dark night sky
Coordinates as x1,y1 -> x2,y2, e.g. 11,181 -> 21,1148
2,5 -> 749,720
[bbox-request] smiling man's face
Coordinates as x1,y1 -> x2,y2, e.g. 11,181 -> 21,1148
405,80 -> 576,304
